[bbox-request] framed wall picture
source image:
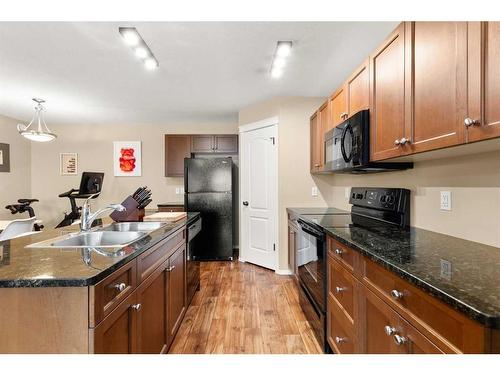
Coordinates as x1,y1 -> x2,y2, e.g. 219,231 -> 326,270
0,143 -> 10,173
113,141 -> 142,177
60,153 -> 78,175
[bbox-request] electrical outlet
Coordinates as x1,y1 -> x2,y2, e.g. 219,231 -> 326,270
345,187 -> 350,199
440,191 -> 451,211
311,186 -> 318,197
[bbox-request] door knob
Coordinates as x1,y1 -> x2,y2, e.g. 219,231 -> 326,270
394,139 -> 401,146
131,303 -> 141,311
243,201 -> 249,206
464,118 -> 479,127
390,289 -> 404,299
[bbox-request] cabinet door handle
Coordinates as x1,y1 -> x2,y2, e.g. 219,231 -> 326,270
166,265 -> 176,272
243,201 -> 249,206
384,325 -> 397,336
393,334 -> 408,346
131,303 -> 141,311
390,289 -> 404,299
394,139 -> 401,146
334,248 -> 343,255
464,117 -> 480,127
335,336 -> 346,344
400,137 -> 411,145
335,286 -> 347,293
113,282 -> 127,292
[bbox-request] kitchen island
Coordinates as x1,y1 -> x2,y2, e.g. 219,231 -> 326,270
0,213 -> 200,354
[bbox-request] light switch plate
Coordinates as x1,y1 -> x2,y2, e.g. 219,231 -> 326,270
311,186 -> 318,197
440,191 -> 451,211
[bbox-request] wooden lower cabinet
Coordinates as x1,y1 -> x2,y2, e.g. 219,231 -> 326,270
326,235 -> 494,354
91,235 -> 187,354
166,244 -> 187,346
91,292 -> 138,354
136,260 -> 169,354
359,286 -> 442,354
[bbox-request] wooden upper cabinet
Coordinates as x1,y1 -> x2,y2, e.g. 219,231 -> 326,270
370,23 -> 407,161
165,135 -> 191,177
191,135 -> 214,153
467,22 -> 500,142
405,22 -> 467,154
330,85 -> 348,129
214,135 -> 238,153
347,60 -> 369,117
191,135 -> 238,153
310,111 -> 322,173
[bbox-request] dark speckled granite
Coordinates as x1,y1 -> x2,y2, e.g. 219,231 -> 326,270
0,213 -> 200,288
288,207 -> 500,328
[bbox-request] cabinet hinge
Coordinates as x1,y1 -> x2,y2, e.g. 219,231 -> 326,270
270,137 -> 275,145
273,243 -> 276,251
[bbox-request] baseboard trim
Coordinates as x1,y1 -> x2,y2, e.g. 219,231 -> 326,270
275,269 -> 293,276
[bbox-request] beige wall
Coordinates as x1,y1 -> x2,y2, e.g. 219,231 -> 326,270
240,97 -> 500,273
239,97 -> 327,271
320,150 -> 500,248
30,122 -> 238,227
0,115 -> 31,220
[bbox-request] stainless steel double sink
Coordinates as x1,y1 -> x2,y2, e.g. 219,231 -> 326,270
27,221 -> 166,249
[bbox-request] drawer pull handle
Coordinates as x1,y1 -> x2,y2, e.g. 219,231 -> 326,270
335,336 -> 346,344
166,265 -> 176,272
390,289 -> 404,299
335,286 -> 347,293
384,325 -> 397,336
113,282 -> 126,292
131,303 -> 141,311
393,334 -> 407,346
334,249 -> 343,255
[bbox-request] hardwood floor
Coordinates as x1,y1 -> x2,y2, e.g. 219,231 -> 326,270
169,260 -> 322,354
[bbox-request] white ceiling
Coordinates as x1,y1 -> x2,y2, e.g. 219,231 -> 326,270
0,22 -> 398,125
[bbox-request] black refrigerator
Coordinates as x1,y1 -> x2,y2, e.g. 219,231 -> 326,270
184,157 -> 233,260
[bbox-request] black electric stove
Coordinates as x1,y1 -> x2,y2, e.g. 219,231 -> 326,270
294,187 -> 410,353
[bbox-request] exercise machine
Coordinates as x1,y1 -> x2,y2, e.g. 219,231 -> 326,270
55,172 -> 105,228
5,199 -> 44,231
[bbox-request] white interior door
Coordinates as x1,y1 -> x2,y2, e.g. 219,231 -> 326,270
240,121 -> 278,270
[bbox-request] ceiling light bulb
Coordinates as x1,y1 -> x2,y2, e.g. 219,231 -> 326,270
273,57 -> 286,69
122,30 -> 140,46
144,58 -> 158,70
271,67 -> 283,79
276,42 -> 292,57
135,47 -> 149,59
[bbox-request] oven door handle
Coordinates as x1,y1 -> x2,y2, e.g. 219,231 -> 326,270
340,123 -> 354,163
297,219 -> 324,238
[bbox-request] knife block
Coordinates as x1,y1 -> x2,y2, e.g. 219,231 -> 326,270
110,195 -> 145,222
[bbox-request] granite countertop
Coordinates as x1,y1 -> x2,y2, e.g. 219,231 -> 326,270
0,212 -> 200,288
287,207 -> 500,328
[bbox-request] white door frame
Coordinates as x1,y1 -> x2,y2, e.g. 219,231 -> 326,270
238,116 -> 279,271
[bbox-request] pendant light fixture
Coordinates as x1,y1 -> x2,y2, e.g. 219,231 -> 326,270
17,98 -> 57,142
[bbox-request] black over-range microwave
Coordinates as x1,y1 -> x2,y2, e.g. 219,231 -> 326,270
323,109 -> 413,173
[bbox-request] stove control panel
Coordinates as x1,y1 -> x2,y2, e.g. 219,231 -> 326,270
349,187 -> 410,213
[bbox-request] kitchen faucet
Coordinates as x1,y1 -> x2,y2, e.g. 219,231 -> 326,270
80,193 -> 126,231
